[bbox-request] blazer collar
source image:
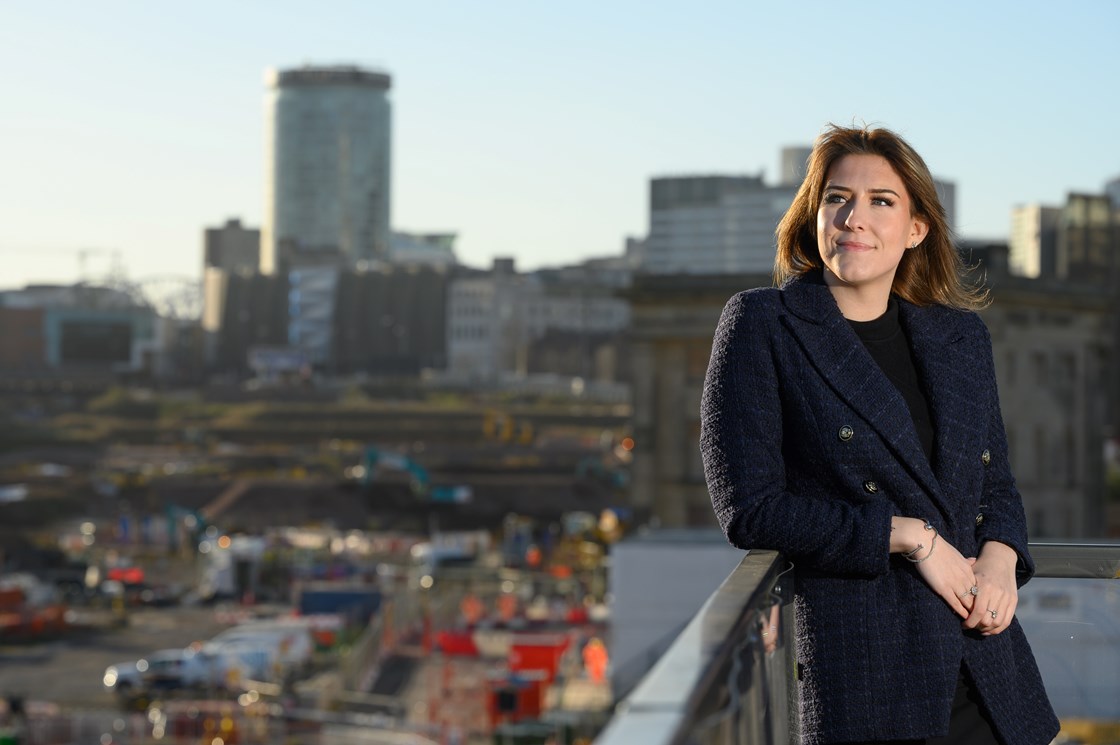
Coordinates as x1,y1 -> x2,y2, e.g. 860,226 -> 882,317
779,272 -> 973,521
780,270 -> 964,345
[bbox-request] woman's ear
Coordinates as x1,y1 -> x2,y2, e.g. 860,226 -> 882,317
909,216 -> 930,248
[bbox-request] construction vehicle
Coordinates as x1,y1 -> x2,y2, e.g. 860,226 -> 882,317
358,446 -> 472,503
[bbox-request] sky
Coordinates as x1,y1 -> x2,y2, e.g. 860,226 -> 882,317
2,1 -> 1118,291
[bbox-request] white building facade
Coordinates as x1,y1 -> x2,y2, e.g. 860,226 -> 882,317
1009,204 -> 1060,278
447,264 -> 536,380
446,259 -> 630,381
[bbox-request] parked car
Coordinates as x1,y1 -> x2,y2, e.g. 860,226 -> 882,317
103,649 -> 189,696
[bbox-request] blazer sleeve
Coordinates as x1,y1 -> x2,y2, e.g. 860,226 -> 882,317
972,319 -> 1036,585
700,290 -> 896,577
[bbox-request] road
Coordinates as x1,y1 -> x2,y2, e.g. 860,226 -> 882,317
0,604 -> 231,709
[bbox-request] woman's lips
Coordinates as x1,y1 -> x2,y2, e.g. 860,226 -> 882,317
837,241 -> 873,251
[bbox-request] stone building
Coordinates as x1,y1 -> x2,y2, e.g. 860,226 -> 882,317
627,273 -> 770,527
969,244 -> 1116,538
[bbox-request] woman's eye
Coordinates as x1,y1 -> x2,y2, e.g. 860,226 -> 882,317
823,193 -> 846,204
871,197 -> 894,207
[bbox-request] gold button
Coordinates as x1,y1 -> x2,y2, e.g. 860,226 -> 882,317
976,513 -> 984,526
863,481 -> 878,494
981,449 -> 991,465
838,425 -> 854,442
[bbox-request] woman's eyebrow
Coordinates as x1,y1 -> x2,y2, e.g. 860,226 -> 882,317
825,183 -> 901,197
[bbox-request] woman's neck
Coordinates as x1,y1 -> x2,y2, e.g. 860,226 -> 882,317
823,275 -> 892,321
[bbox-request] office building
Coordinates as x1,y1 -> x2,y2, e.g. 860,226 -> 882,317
447,259 -> 538,380
203,219 -> 261,364
332,264 -> 449,375
211,273 -> 289,375
261,65 -> 392,274
970,243 -> 1115,537
1056,193 -> 1119,285
447,258 -> 631,383
1012,193 -> 1120,285
626,272 -> 770,526
1106,175 -> 1120,207
1009,205 -> 1059,278
640,175 -> 795,275
0,285 -> 155,375
205,218 -> 260,274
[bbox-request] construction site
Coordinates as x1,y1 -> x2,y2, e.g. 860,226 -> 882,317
0,386 -> 633,744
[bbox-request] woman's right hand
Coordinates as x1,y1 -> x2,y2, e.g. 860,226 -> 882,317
891,516 -> 977,618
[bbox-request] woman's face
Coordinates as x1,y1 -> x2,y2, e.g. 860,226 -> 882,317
816,154 -> 928,298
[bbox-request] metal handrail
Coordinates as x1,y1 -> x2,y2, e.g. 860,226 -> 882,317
1030,542 -> 1120,579
595,542 -> 1120,745
596,549 -> 793,745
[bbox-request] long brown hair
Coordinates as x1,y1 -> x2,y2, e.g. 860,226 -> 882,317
774,123 -> 987,309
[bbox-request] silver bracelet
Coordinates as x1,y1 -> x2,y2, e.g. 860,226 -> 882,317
904,520 -> 938,564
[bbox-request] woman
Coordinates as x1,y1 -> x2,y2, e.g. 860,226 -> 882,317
700,124 -> 1059,745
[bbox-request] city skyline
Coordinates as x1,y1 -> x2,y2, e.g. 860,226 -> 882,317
2,1 -> 1118,290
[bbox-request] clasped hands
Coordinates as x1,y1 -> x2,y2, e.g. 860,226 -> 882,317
890,516 -> 1018,635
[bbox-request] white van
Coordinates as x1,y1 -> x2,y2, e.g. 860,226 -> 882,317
206,622 -> 314,678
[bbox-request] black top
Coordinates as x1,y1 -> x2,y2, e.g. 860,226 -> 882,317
847,298 -> 936,463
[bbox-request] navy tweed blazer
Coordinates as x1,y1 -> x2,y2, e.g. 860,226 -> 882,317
700,273 -> 1059,745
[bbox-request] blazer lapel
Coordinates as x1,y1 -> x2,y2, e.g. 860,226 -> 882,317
780,276 -> 952,520
897,300 -> 988,496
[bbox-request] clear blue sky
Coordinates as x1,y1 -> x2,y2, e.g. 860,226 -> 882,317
2,1 -> 1118,289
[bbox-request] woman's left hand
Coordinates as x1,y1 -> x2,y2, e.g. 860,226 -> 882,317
963,541 -> 1019,635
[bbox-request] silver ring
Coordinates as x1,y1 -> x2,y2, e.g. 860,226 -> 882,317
969,585 -> 979,597
988,609 -> 997,619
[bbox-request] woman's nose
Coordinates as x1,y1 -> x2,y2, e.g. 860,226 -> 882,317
843,201 -> 866,230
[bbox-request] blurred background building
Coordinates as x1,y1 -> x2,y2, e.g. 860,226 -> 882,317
202,218 -> 261,366
640,175 -> 797,275
333,264 -> 449,375
256,65 -> 394,369
1009,193 -> 1120,282
1009,205 -> 1060,278
445,258 -> 630,389
0,285 -> 156,378
260,65 -> 393,274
